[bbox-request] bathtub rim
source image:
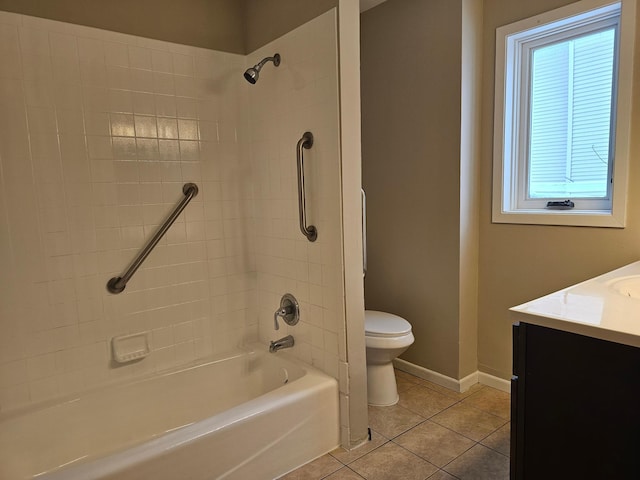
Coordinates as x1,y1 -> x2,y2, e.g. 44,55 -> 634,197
29,344 -> 339,480
0,343 -> 308,422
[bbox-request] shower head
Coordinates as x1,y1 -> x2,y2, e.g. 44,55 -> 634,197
243,53 -> 281,84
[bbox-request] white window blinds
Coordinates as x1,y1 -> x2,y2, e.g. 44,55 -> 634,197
528,28 -> 616,199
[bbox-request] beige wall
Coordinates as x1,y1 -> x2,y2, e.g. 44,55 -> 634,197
362,0 -> 640,384
458,0 -> 482,379
244,0 -> 337,53
0,0 -> 245,53
0,0 -> 341,55
361,0 -> 465,379
478,0 -> 640,379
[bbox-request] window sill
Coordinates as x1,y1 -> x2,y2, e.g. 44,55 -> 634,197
492,209 -> 625,228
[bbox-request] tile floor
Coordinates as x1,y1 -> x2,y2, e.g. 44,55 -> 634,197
281,370 -> 511,480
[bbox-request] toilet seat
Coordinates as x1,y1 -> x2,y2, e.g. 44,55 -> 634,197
365,310 -> 412,337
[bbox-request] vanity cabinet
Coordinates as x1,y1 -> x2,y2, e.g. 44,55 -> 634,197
510,322 -> 640,479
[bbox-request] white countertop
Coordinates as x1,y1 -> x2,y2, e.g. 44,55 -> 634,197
510,261 -> 640,348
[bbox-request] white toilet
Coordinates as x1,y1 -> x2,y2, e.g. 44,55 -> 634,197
364,310 -> 415,406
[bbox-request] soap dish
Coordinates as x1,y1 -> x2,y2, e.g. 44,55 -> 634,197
112,332 -> 150,364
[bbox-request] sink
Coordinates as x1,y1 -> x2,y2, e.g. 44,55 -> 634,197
609,276 -> 640,299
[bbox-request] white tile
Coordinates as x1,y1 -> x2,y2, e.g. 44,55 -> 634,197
174,76 -> 197,97
0,384 -> 30,412
128,45 -> 152,70
22,53 -> 52,82
136,138 -> 159,160
29,375 -> 59,403
172,53 -> 194,76
57,108 -> 84,134
134,114 -> 158,138
155,94 -> 177,117
158,139 -> 180,161
176,97 -> 198,118
110,113 -> 135,137
19,27 -> 50,56
179,140 -> 199,160
106,65 -> 131,90
77,36 -> 103,62
0,360 -> 28,388
112,137 -> 137,159
104,42 -> 129,67
131,69 -> 154,93
81,60 -> 109,88
178,119 -> 199,140
27,353 -> 58,381
0,9 -> 346,411
109,89 -> 133,113
151,50 -> 173,73
82,85 -> 109,112
86,135 -> 112,159
153,72 -> 174,95
157,118 -> 178,139
132,91 -> 155,114
85,111 -> 110,136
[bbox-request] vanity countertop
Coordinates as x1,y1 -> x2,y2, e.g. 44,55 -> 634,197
510,261 -> 640,348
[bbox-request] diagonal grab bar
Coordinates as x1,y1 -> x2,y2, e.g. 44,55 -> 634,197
296,131 -> 317,242
106,182 -> 199,294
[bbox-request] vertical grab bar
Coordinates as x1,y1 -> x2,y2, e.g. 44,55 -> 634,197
106,182 -> 199,294
296,132 -> 317,242
362,188 -> 367,276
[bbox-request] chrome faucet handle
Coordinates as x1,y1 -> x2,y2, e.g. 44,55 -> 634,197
273,307 -> 286,330
272,294 -> 300,331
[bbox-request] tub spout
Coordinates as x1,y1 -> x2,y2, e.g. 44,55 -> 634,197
269,335 -> 294,353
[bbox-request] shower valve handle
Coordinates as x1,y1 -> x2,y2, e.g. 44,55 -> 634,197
272,294 -> 300,331
273,306 -> 291,330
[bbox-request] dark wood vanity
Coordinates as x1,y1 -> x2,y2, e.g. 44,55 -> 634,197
509,261 -> 640,479
510,322 -> 640,479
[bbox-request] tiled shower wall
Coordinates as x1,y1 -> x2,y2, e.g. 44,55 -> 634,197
249,11 -> 346,383
247,10 -> 352,444
0,11 -> 256,411
0,9 -> 347,415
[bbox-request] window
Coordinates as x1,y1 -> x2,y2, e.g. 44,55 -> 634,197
492,0 -> 636,227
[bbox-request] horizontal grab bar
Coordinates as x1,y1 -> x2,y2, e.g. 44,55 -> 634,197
106,183 -> 199,294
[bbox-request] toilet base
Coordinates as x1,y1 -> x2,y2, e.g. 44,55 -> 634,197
366,362 -> 399,406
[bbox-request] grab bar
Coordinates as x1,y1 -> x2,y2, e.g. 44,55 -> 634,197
106,182 -> 199,294
362,188 -> 367,276
296,131 -> 317,242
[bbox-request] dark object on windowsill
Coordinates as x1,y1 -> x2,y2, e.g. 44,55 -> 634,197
545,199 -> 575,209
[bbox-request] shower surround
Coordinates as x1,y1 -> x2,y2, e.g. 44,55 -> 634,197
0,5 -> 348,438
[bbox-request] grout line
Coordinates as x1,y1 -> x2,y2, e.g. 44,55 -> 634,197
303,370 -> 511,479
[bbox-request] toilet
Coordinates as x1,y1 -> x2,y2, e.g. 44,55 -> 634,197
364,310 -> 414,406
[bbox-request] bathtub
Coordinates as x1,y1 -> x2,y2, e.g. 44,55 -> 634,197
0,346 -> 340,480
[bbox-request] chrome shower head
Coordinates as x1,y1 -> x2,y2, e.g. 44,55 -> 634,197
243,53 -> 281,84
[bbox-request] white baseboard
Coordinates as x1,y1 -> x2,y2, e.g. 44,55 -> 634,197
478,371 -> 511,393
393,358 -> 471,393
393,358 -> 511,394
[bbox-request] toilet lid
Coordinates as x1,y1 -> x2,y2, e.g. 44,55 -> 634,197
364,310 -> 412,337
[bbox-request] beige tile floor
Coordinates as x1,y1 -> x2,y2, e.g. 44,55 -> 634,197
281,370 -> 510,480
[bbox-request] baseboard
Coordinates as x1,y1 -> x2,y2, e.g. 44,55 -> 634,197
393,358 -> 473,393
478,371 -> 511,393
393,359 -> 512,394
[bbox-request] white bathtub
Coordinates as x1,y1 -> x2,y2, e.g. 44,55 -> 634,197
0,346 -> 340,480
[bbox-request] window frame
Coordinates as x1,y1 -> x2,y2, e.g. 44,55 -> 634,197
492,0 -> 636,228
